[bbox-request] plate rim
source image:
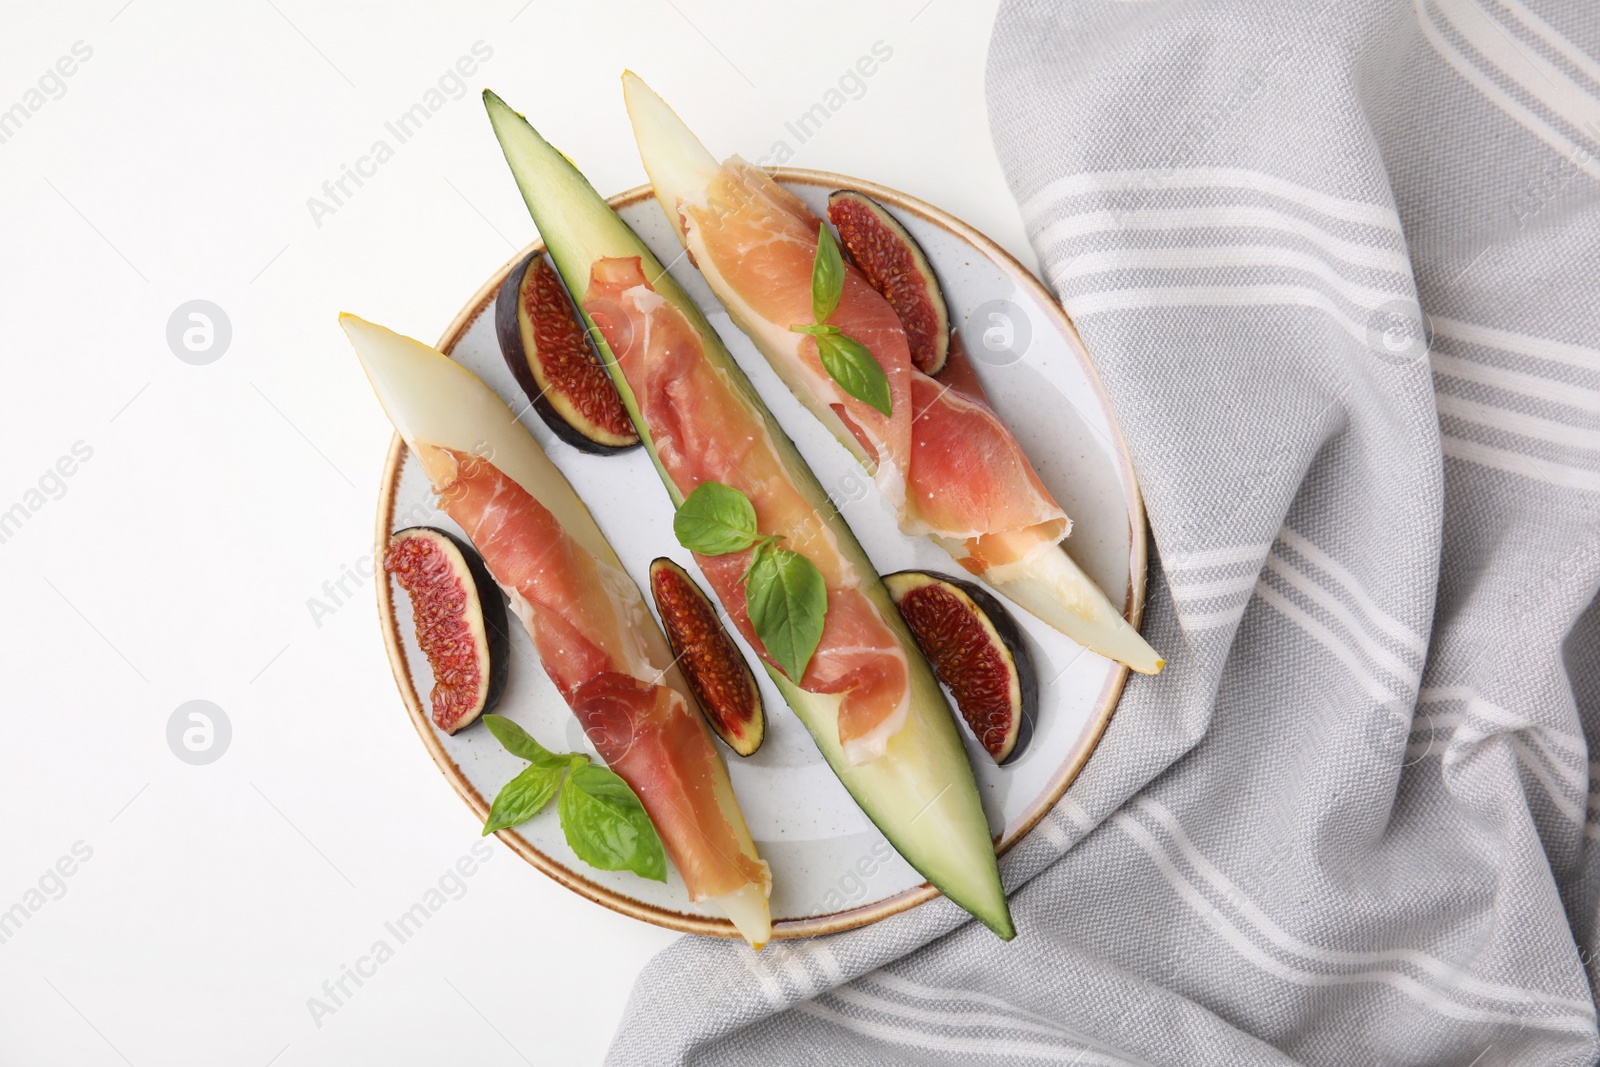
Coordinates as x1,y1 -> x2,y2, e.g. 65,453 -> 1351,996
372,168 -> 1146,940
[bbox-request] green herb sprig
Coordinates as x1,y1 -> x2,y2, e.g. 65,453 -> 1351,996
789,225 -> 893,417
481,714 -> 667,883
672,481 -> 827,683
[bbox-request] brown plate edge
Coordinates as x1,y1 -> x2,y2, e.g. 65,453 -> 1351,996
372,171 -> 1147,942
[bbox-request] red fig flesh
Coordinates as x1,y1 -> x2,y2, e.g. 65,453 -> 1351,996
827,190 -> 951,376
884,570 -> 1035,764
495,252 -> 639,454
384,526 -> 509,734
649,558 -> 765,756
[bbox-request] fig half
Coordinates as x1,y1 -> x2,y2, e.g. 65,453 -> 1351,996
384,526 -> 509,734
884,570 -> 1036,764
649,558 -> 765,756
827,190 -> 950,376
495,251 -> 639,454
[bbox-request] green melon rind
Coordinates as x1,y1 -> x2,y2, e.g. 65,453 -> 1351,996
483,90 -> 1013,940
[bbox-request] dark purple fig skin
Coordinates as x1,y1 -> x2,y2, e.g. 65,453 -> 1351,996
387,526 -> 510,730
884,569 -> 1036,765
494,251 -> 639,455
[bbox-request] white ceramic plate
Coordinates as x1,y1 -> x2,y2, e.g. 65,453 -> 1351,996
375,170 -> 1146,940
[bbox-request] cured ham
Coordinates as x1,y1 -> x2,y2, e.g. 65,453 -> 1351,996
624,74 -> 1163,674
585,256 -> 911,765
341,314 -> 771,946
907,352 -> 1069,552
658,163 -> 915,491
441,453 -> 769,904
663,157 -> 1066,557
483,88 -> 1015,938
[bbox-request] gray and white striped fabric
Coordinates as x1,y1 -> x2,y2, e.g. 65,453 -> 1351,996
608,1 -> 1600,1063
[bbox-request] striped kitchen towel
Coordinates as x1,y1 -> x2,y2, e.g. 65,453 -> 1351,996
608,1 -> 1600,1063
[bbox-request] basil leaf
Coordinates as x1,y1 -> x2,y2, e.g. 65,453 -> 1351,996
789,323 -> 839,337
673,481 -> 760,556
815,331 -> 893,417
557,763 -> 667,882
738,536 -> 773,584
812,224 -> 845,324
745,546 -> 828,682
483,761 -> 566,835
483,714 -> 567,769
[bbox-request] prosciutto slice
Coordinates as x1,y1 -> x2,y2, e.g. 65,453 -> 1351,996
341,314 -> 771,944
623,72 -> 1163,674
680,160 -> 1070,572
436,449 -> 770,904
584,256 -> 912,765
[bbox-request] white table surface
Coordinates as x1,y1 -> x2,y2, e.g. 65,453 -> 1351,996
0,2 -> 1032,1063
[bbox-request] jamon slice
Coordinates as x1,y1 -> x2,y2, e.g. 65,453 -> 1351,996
342,314 -> 771,946
585,255 -> 910,764
484,90 -> 1014,939
624,73 -> 1162,675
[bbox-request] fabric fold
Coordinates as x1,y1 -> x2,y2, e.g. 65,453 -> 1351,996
609,2 -> 1600,1063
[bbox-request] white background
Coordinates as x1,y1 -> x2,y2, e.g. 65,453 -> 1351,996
0,2 -> 1031,1063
